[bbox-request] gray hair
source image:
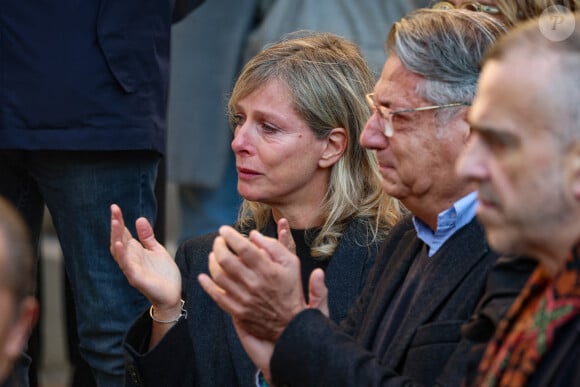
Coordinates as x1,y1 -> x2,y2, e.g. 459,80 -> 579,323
387,9 -> 508,107
0,197 -> 34,303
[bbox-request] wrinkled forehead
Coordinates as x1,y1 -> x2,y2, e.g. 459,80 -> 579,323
375,56 -> 426,103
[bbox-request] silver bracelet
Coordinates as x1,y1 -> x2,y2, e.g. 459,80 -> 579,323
149,299 -> 187,324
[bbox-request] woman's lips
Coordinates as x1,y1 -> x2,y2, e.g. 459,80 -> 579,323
237,167 -> 260,179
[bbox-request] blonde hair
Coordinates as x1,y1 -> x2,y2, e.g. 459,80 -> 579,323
229,31 -> 402,259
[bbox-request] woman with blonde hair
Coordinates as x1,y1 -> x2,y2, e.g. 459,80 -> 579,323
110,31 -> 401,386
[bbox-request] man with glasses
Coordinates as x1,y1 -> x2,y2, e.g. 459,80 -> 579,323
199,8 -> 535,387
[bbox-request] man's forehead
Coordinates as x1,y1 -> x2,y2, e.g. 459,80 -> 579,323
468,61 -> 516,138
473,54 -> 544,118
468,60 -> 499,120
470,54 -> 553,141
375,56 -> 425,103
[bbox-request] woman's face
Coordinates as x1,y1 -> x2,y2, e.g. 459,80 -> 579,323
231,79 -> 333,210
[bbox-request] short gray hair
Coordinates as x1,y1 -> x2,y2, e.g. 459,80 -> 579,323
387,9 -> 507,106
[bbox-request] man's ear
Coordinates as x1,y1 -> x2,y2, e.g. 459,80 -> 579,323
319,127 -> 347,169
5,297 -> 38,360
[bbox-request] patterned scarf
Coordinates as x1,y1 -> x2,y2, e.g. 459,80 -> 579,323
474,243 -> 580,386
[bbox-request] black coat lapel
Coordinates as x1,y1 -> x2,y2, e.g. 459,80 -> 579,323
325,220 -> 381,323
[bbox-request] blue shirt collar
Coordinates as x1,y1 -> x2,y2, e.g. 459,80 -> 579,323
412,191 -> 478,257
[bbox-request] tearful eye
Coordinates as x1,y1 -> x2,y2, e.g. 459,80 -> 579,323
258,123 -> 278,134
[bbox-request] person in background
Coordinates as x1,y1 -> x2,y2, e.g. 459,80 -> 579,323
0,1 -> 204,386
166,0 -> 256,241
457,11 -> 580,386
495,0 -> 578,25
0,197 -> 38,387
243,0 -> 432,75
200,8 -> 533,386
111,32 -> 402,386
433,0 -> 579,26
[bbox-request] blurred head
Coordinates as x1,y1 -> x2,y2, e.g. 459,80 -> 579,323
0,197 -> 38,382
456,13 -> 580,274
228,32 -> 401,258
360,9 -> 506,226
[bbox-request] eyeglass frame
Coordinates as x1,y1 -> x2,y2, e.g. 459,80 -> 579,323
432,1 -> 501,14
365,93 -> 470,137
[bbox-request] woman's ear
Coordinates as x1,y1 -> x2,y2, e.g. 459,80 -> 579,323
319,127 -> 347,168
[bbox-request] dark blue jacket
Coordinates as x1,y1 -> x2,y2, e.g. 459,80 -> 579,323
0,0 -> 202,153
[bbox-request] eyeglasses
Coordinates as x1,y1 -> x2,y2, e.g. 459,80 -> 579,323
365,93 -> 469,137
432,1 -> 501,14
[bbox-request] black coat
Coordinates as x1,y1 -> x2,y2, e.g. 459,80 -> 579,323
270,216 -> 533,386
124,217 -> 382,386
527,315 -> 580,386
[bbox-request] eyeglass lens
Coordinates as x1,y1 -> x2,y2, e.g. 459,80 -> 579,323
366,94 -> 395,138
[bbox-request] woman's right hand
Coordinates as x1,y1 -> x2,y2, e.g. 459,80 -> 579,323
109,203 -> 182,314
